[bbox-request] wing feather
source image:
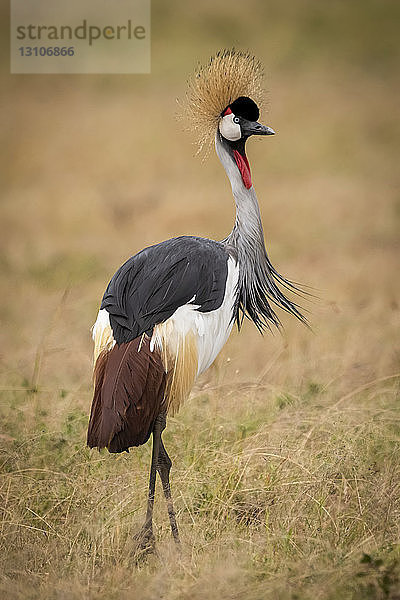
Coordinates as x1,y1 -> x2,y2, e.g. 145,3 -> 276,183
100,236 -> 230,344
87,336 -> 166,452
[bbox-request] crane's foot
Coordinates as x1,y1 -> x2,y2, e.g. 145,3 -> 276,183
132,523 -> 156,559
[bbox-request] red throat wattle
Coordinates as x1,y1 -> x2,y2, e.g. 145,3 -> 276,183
233,150 -> 252,189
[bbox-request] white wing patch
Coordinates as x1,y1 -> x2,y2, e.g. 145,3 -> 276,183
92,308 -> 115,363
194,256 -> 239,373
152,256 -> 239,376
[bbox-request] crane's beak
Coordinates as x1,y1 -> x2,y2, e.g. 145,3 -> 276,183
242,120 -> 275,137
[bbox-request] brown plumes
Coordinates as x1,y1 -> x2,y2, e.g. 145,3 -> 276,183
87,336 -> 166,453
183,49 -> 264,153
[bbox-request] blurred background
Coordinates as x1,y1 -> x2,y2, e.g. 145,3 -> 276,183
0,1 -> 399,598
1,0 -> 399,388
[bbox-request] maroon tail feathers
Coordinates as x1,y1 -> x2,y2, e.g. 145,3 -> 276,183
87,336 -> 167,453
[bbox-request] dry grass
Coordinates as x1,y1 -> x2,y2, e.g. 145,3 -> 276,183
1,0 -> 400,598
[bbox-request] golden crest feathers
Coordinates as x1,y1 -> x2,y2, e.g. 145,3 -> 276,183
183,49 -> 264,152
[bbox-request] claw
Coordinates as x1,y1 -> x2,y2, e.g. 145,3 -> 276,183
132,524 -> 156,559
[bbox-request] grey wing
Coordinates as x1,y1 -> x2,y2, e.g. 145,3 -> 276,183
100,236 -> 230,344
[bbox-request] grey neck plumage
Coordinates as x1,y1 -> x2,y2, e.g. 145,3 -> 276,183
215,131 -> 305,330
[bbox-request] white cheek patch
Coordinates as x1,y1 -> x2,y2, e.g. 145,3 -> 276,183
219,113 -> 241,141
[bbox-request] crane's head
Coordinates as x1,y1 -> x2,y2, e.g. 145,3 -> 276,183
218,95 -> 274,189
183,49 -> 272,149
183,50 -> 274,187
219,96 -> 274,143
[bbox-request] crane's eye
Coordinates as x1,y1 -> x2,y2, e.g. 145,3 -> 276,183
233,116 -> 240,124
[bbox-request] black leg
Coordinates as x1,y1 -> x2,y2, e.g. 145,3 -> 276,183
134,413 -> 165,554
157,437 -> 181,547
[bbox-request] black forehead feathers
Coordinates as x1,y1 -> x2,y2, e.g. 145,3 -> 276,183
226,96 -> 260,121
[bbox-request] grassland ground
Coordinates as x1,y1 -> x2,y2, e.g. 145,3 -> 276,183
1,0 -> 399,598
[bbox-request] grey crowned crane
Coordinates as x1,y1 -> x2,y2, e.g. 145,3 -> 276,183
87,50 -> 305,550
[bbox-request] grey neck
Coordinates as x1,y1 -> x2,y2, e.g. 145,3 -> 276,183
214,130 -> 305,331
215,131 -> 266,254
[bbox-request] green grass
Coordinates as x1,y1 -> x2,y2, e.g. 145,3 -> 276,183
0,376 -> 399,599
